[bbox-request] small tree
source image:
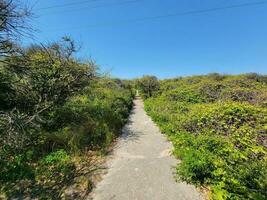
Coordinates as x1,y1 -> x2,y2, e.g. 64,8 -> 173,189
137,75 -> 160,98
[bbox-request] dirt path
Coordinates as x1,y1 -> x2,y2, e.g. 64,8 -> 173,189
91,98 -> 203,200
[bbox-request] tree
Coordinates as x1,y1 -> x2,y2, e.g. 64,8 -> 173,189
137,75 -> 160,98
0,37 -> 97,150
0,0 -> 31,57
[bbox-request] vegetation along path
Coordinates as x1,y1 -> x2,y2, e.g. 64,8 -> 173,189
91,97 -> 203,200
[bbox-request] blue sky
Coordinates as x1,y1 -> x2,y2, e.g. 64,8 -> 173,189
24,0 -> 267,79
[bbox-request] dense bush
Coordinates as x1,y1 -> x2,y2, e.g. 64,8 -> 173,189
0,2 -> 134,196
144,74 -> 267,199
0,38 -> 134,198
45,81 -> 134,151
136,75 -> 160,98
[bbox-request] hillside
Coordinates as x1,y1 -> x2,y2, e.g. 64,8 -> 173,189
143,74 -> 267,199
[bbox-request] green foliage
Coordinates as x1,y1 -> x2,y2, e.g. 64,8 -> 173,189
1,3 -> 133,197
45,82 -> 134,151
40,149 -> 70,165
163,88 -> 204,103
0,150 -> 35,182
0,37 -> 134,198
36,150 -> 75,185
136,75 -> 160,98
145,74 -> 267,199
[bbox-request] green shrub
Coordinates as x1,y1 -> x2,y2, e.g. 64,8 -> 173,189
198,82 -> 225,102
52,85 -> 132,149
164,89 -> 204,103
179,102 -> 265,137
37,150 -> 75,181
137,75 -> 160,98
0,42 -> 134,198
220,88 -> 260,103
145,74 -> 267,199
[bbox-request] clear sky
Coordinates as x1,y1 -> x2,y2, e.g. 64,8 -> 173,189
24,0 -> 267,79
